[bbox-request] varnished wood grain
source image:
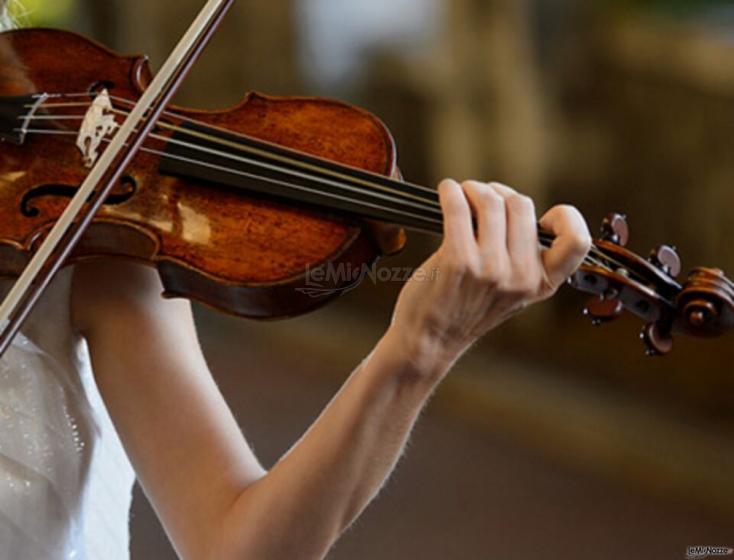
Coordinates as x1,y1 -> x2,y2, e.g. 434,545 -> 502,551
0,29 -> 405,318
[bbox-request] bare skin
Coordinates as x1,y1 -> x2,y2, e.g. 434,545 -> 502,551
71,179 -> 591,559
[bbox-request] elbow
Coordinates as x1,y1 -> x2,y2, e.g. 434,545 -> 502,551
198,475 -> 343,560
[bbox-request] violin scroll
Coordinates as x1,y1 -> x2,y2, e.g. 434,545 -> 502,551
570,212 -> 734,355
675,267 -> 734,338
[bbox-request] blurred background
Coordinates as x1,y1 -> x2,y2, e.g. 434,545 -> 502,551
10,0 -> 734,557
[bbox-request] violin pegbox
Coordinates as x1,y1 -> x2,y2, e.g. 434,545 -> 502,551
571,212 -> 734,354
571,212 -> 684,355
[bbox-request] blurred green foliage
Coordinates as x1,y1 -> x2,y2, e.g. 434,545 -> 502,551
8,0 -> 76,27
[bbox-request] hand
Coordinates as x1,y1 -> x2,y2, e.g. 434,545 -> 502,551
388,179 -> 591,376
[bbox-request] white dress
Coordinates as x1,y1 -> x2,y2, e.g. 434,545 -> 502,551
0,268 -> 136,559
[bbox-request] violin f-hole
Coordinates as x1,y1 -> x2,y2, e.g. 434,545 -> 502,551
20,175 -> 138,218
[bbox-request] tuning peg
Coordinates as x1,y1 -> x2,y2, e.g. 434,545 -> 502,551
583,294 -> 623,325
648,245 -> 681,278
600,212 -> 629,247
640,322 -> 673,356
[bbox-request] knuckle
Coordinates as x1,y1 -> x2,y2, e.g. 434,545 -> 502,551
479,263 -> 504,284
465,257 -> 484,279
461,179 -> 484,189
507,193 -> 535,214
482,188 -> 504,207
467,181 -> 503,204
478,195 -> 504,216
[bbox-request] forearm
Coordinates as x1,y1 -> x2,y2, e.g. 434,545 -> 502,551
73,181 -> 590,559
213,327 -> 450,560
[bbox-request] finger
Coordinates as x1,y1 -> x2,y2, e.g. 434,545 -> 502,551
461,181 -> 506,261
489,182 -> 538,267
438,179 -> 475,255
538,205 -> 592,289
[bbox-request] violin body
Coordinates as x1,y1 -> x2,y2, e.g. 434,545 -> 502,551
0,28 -> 398,318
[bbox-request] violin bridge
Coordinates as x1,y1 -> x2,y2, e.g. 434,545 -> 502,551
76,89 -> 118,168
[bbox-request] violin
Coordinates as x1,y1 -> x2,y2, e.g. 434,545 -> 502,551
1,26 -> 733,356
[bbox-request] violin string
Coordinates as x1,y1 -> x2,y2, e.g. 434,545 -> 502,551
23,95 -> 636,280
34,98 -> 670,284
23,111 -> 443,212
21,114 -> 445,220
19,126 -> 446,230
28,143 -> 628,284
112,94 -> 444,199
14,129 -> 610,270
23,107 -> 620,269
16,125 -> 627,275
21,114 -> 84,120
28,94 -> 443,206
18,128 -> 77,135
20,93 -> 640,282
17,121 -> 625,275
22,109 -> 447,219
98,102 -> 642,275
18,98 -> 665,294
147,127 -> 441,215
27,124 -> 618,272
19,95 -> 628,273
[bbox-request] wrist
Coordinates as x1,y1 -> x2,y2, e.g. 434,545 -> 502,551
376,324 -> 460,385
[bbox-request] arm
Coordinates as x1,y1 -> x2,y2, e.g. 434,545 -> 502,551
72,180 -> 590,560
